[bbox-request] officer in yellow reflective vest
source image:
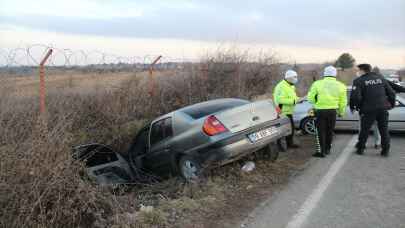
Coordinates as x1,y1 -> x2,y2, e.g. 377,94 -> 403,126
307,66 -> 347,157
273,70 -> 300,148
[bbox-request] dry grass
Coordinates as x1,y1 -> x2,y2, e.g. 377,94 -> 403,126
0,50 -> 318,228
1,71 -> 150,98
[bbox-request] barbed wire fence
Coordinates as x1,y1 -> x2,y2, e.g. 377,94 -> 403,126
0,44 -> 198,71
0,44 -> 289,118
0,44 -> 202,116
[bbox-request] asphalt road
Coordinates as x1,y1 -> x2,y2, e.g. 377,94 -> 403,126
242,133 -> 405,228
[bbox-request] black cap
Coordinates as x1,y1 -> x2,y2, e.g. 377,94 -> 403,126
357,64 -> 372,73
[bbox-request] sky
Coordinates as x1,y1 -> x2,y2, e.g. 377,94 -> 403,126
0,0 -> 404,68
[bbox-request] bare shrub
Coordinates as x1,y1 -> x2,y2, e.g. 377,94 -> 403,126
0,109 -> 115,227
1,49 -> 285,227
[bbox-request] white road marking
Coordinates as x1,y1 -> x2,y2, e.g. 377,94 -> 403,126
285,135 -> 358,228
401,149 -> 405,175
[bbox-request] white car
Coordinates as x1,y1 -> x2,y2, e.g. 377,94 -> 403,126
293,91 -> 405,135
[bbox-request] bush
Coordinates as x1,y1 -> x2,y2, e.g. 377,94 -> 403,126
0,49 -> 286,227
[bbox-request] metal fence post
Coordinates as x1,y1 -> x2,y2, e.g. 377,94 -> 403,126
39,49 -> 53,115
148,55 -> 162,96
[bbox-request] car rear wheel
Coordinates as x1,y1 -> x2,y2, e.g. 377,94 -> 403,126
262,143 -> 279,162
277,137 -> 287,152
179,156 -> 202,180
301,117 -> 316,135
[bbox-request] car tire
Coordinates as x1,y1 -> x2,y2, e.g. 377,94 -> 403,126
263,143 -> 279,162
178,155 -> 202,181
301,117 -> 316,135
277,137 -> 288,152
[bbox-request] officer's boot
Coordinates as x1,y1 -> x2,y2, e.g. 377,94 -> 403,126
312,152 -> 325,158
356,148 -> 364,155
313,148 -> 325,158
325,144 -> 331,155
380,147 -> 389,157
355,141 -> 365,155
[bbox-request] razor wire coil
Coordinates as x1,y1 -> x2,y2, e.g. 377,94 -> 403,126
0,44 -> 197,68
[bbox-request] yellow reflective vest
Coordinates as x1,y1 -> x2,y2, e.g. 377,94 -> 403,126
273,80 -> 299,115
307,77 -> 347,116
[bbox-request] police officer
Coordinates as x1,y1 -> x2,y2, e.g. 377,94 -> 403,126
350,64 -> 396,156
307,66 -> 347,157
366,69 -> 405,149
273,70 -> 300,148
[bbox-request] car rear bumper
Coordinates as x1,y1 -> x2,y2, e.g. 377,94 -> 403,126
196,117 -> 292,167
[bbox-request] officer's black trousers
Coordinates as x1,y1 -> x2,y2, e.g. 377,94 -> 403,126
358,109 -> 390,150
315,109 -> 337,154
286,114 -> 295,145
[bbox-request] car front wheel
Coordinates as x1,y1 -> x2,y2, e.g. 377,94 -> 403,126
178,155 -> 202,181
301,117 -> 316,135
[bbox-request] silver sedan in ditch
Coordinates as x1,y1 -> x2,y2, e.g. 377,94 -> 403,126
74,98 -> 292,183
294,93 -> 405,135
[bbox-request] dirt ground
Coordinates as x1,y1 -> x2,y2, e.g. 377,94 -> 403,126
192,135 -> 315,228
117,134 -> 315,228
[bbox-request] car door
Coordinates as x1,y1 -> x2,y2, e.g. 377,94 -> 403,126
142,117 -> 174,175
72,143 -> 134,185
336,108 -> 360,130
127,125 -> 150,168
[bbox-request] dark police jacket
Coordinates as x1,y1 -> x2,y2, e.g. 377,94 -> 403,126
350,72 -> 396,113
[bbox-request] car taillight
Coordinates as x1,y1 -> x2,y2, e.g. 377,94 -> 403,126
203,115 -> 228,136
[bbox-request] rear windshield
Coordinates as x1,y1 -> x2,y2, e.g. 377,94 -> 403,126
181,99 -> 250,119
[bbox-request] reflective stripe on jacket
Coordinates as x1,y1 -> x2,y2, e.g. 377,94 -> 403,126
273,80 -> 299,115
307,77 -> 347,116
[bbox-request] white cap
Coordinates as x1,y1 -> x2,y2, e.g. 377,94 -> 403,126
323,66 -> 337,77
284,70 -> 298,79
284,70 -> 298,84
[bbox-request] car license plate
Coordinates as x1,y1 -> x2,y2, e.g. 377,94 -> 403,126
248,126 -> 278,142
